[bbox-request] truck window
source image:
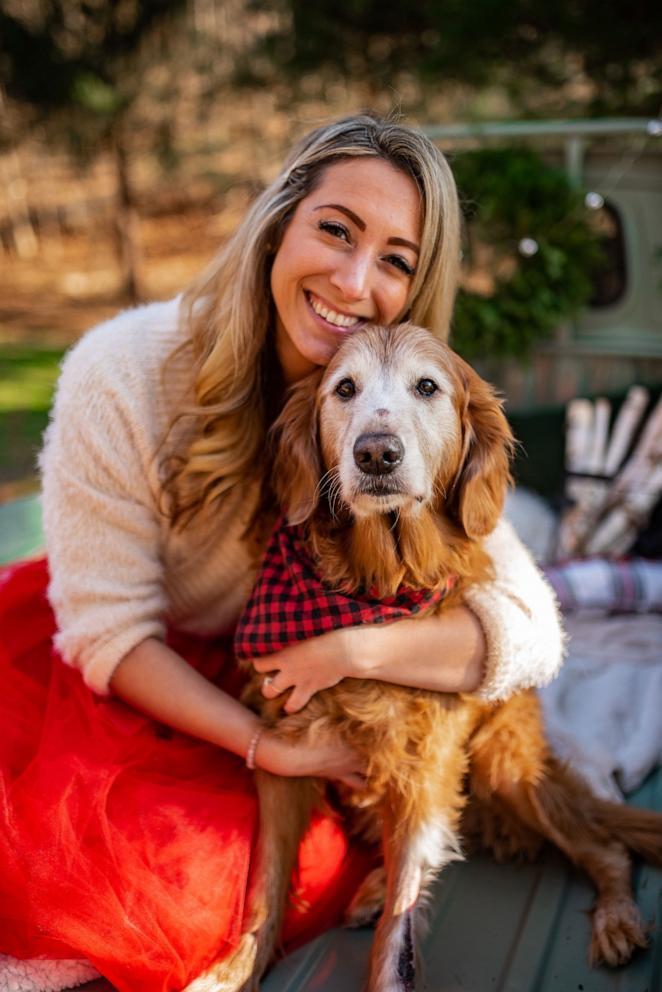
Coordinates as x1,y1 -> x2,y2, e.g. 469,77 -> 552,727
588,199 -> 627,308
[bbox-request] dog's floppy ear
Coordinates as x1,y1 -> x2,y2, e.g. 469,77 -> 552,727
449,359 -> 514,539
270,369 -> 324,525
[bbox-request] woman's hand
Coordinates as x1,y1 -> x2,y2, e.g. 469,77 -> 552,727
256,728 -> 367,790
252,626 -> 356,714
251,605 -> 487,715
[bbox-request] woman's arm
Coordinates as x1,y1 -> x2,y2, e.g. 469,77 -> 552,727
256,606 -> 485,712
111,637 -> 367,788
351,606 -> 487,693
256,519 -> 564,712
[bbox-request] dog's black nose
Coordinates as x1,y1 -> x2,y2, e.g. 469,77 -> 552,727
353,433 -> 404,475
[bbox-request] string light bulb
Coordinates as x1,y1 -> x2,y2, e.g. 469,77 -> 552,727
518,237 -> 539,257
585,191 -> 605,210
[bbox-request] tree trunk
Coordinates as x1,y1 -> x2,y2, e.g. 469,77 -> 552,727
0,87 -> 38,259
111,126 -> 142,304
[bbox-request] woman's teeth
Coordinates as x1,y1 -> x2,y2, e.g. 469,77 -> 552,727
308,294 -> 360,328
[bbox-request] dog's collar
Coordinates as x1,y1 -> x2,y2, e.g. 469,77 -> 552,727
235,518 -> 456,662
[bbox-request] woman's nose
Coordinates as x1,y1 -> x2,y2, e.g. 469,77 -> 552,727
329,252 -> 371,302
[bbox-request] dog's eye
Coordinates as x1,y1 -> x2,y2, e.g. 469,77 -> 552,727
416,378 -> 438,397
335,378 -> 356,399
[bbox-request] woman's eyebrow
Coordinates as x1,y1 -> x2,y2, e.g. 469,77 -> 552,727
388,236 -> 420,255
314,204 -> 420,254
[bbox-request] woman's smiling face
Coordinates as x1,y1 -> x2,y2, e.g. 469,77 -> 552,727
271,156 -> 422,384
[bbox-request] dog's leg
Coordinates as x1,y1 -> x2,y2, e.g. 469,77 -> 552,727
511,766 -> 648,967
185,773 -> 318,992
366,802 -> 462,992
345,865 -> 387,928
469,693 -> 649,967
239,771 -> 319,989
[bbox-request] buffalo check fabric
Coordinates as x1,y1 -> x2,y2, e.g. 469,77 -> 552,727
235,519 -> 454,661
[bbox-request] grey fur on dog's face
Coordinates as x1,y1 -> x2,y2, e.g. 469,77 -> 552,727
319,324 -> 460,519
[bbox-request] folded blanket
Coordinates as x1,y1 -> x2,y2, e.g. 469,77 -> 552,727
539,612 -> 662,801
543,557 -> 662,613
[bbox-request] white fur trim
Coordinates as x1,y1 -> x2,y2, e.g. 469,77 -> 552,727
0,956 -> 99,992
466,519 -> 566,702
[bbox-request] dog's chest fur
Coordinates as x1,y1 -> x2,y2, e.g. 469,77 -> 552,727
241,512 -> 492,834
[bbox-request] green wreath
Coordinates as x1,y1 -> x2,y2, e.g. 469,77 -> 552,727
449,147 -> 603,360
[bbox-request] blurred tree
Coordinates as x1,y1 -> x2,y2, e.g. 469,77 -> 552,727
451,147 -> 604,359
243,0 -> 661,116
0,84 -> 38,258
0,0 -> 187,301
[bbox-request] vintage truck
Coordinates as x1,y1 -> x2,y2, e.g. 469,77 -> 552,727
428,117 -> 662,502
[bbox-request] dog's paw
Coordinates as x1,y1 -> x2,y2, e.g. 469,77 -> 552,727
589,900 -> 649,967
344,866 -> 386,928
184,933 -> 259,992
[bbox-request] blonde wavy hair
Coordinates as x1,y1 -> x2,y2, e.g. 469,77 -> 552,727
164,113 -> 461,528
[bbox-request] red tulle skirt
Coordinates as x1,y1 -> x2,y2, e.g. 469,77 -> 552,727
0,558 -> 374,992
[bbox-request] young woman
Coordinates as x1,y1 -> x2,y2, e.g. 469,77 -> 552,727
0,115 -> 563,992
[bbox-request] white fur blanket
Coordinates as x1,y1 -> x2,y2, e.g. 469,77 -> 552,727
506,488 -> 662,800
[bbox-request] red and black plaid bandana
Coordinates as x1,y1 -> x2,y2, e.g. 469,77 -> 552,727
235,519 -> 455,662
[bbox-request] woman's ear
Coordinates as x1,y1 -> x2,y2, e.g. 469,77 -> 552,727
270,369 -> 324,524
449,359 -> 514,539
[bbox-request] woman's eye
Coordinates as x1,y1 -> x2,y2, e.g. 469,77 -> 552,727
335,378 -> 356,399
386,254 -> 416,277
319,220 -> 350,242
416,378 -> 438,397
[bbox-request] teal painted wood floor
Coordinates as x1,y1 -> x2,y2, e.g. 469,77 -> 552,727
59,769 -> 661,992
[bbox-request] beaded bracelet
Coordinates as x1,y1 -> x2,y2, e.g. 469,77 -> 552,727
246,725 -> 265,770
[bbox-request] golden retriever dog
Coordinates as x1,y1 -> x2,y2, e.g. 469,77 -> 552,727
187,324 -> 662,992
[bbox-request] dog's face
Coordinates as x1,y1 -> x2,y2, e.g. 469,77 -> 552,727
272,323 -> 513,540
318,325 -> 461,519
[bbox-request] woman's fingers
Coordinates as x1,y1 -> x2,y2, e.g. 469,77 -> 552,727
261,673 -> 279,695
260,673 -> 311,712
251,630 -> 351,707
260,676 -> 319,713
283,685 -> 314,713
261,672 -> 291,697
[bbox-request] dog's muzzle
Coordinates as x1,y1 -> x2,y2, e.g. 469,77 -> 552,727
353,433 -> 404,476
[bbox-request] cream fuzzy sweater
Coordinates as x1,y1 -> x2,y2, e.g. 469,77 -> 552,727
40,296 -> 564,700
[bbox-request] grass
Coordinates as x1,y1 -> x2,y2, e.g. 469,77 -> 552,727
0,344 -> 67,488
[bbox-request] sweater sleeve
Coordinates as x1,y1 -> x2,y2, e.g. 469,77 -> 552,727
40,317 -> 169,695
463,519 -> 566,702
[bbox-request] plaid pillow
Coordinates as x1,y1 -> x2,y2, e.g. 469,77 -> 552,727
235,520 -> 455,662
